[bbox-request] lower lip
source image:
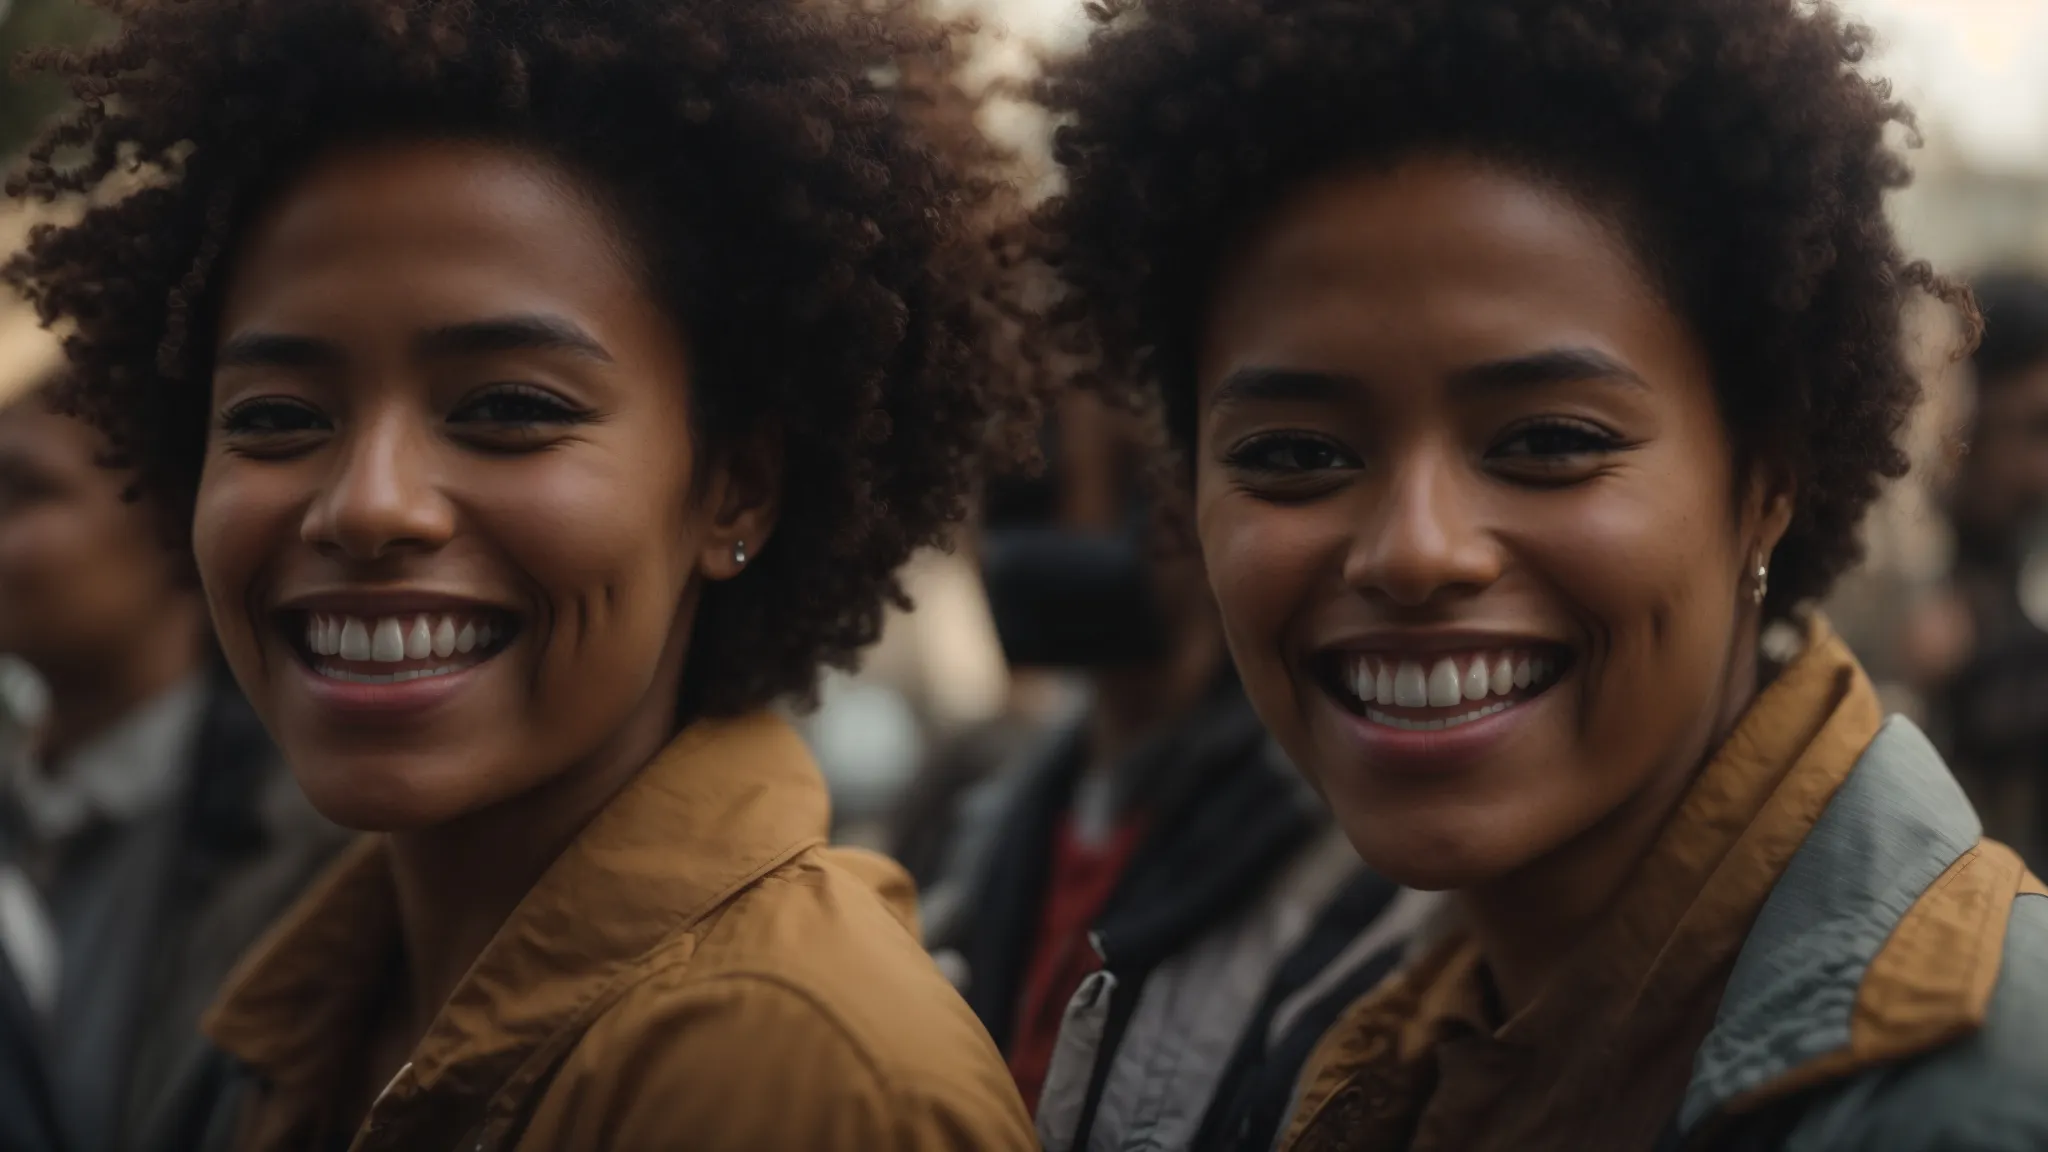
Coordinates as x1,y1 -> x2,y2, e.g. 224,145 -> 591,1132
292,654 -> 491,719
1326,684 -> 1557,775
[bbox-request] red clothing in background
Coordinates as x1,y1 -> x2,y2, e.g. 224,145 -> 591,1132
1006,815 -> 1145,1114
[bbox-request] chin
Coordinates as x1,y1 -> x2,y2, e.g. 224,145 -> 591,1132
1329,798 -> 1539,893
288,750 -> 481,833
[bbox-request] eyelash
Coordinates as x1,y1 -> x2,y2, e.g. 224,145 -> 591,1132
219,397 -> 328,436
1219,419 -> 1630,490
449,384 -> 588,428
1222,432 -> 1360,475
215,385 -> 590,459
1489,418 -> 1628,461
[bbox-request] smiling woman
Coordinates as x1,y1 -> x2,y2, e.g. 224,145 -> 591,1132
1036,1 -> 2048,1150
2,1 -> 1041,1149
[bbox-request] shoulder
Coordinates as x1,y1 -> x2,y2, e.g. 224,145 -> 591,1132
1778,889 -> 2048,1152
527,845 -> 1034,1151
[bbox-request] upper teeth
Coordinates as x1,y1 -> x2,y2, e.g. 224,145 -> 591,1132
1347,651 -> 1556,709
306,614 -> 499,662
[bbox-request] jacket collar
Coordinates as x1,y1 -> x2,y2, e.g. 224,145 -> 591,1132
205,712 -> 830,1133
1677,711 -> 2019,1135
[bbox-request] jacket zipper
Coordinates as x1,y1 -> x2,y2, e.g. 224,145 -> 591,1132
1068,931 -> 1149,1150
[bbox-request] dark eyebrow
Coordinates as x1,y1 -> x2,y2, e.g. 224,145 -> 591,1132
214,332 -> 347,371
415,314 -> 613,363
1448,347 -> 1646,394
1209,367 -> 1358,409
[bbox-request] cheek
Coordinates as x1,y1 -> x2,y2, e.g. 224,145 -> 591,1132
1527,462 -> 1744,764
193,462 -> 284,616
474,451 -> 696,664
1195,482 -> 1345,707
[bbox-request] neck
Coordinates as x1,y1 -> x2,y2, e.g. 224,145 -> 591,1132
384,676 -> 682,1042
1459,628 -> 1765,1017
36,599 -> 206,768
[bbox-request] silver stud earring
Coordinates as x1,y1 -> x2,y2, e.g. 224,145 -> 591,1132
1753,550 -> 1769,606
733,540 -> 748,568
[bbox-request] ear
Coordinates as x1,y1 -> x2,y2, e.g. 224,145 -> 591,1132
1743,458 -> 1796,566
695,423 -> 784,582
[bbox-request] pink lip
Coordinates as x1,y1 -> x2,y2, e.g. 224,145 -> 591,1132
290,654 -> 488,721
1317,627 -> 1567,660
277,589 -> 516,618
1324,683 -> 1557,777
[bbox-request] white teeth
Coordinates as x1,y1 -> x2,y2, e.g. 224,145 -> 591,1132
371,618 -> 406,663
339,619 -> 371,661
308,613 -> 502,669
1514,658 -> 1533,689
1375,663 -> 1394,706
1352,659 -> 1373,702
1426,659 -> 1462,708
1492,656 -> 1514,697
319,664 -> 466,685
1393,661 -> 1428,707
405,617 -> 433,661
1366,699 -> 1513,731
1462,657 -> 1491,702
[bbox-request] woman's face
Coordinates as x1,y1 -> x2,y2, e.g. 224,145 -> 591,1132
0,393 -> 192,678
1195,156 -> 1788,891
197,139 -> 772,831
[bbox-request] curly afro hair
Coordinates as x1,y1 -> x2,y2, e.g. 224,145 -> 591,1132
1035,0 -> 1970,619
5,0 -> 1039,717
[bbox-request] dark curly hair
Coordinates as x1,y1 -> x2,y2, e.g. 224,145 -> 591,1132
1035,0 -> 1972,618
4,0 -> 1039,716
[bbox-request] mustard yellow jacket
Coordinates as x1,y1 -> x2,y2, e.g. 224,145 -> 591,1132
199,714 -> 1036,1151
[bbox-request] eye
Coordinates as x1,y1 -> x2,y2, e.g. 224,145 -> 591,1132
1488,418 -> 1629,482
216,398 -> 331,459
448,385 -> 586,430
220,397 -> 328,435
1224,433 -> 1360,475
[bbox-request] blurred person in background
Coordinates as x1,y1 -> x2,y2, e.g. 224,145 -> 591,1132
1035,0 -> 2048,1149
0,319 -> 344,1152
1901,272 -> 2048,868
4,0 -> 1045,1148
912,394 -> 1436,1152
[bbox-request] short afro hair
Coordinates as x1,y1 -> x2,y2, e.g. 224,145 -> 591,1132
5,0 -> 1039,717
1035,0 -> 1969,619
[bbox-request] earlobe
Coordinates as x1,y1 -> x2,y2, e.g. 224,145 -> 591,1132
698,426 -> 784,582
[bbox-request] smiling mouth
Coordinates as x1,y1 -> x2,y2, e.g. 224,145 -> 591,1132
289,610 -> 518,685
1320,647 -> 1570,731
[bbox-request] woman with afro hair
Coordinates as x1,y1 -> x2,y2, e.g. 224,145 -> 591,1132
4,0 -> 1043,1149
1034,1 -> 2048,1150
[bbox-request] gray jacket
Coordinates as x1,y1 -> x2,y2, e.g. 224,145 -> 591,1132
924,684 -> 1434,1152
1674,718 -> 2048,1150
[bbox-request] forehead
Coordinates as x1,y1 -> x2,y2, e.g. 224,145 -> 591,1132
1199,155 -> 1689,389
217,139 -> 650,346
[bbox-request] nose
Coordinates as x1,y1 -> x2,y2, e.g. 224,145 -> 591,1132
300,410 -> 455,562
1343,446 -> 1502,608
